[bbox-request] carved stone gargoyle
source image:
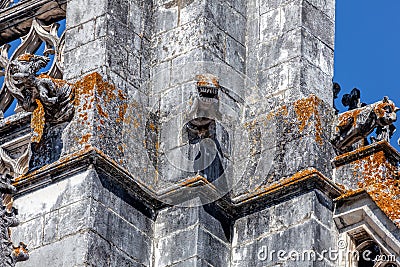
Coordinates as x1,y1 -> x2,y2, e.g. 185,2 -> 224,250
0,174 -> 29,266
186,74 -> 222,142
332,96 -> 399,152
6,53 -> 75,170
6,54 -> 74,124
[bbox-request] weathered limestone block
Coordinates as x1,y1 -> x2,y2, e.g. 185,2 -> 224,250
232,191 -> 338,267
154,200 -> 230,267
12,166 -> 154,267
333,141 -> 400,226
231,95 -> 337,198
61,73 -> 146,168
65,0 -> 151,90
151,0 -> 247,105
249,0 -> 335,106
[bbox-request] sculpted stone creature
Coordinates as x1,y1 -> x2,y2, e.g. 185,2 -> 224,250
0,173 -> 28,266
7,54 -> 74,124
332,96 -> 399,152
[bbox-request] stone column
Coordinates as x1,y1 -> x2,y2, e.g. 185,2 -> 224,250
247,0 -> 335,106
154,200 -> 231,267
64,0 -> 151,87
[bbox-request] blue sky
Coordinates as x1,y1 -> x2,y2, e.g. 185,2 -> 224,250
334,0 -> 400,150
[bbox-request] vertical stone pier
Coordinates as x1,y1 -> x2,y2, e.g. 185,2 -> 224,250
0,0 -> 398,266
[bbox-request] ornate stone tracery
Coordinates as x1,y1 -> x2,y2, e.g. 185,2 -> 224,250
0,0 -> 13,10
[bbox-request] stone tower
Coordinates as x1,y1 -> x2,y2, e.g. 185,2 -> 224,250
0,0 -> 399,266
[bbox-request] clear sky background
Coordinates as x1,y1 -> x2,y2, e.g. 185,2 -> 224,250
334,0 -> 400,150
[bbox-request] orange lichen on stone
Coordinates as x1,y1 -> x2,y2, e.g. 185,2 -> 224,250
3,194 -> 13,211
242,168 -> 341,203
79,133 -> 92,144
342,149 -> 400,227
97,105 -> 109,118
335,188 -> 365,201
337,108 -> 362,128
37,74 -> 70,89
133,119 -> 140,129
17,54 -> 34,61
117,145 -> 124,152
74,72 -> 116,106
294,95 -> 323,145
179,175 -> 217,190
374,101 -> 396,118
118,89 -> 127,100
196,74 -> 220,88
13,243 -> 28,253
31,99 -> 45,143
265,105 -> 288,121
116,103 -> 128,123
73,73 -> 100,103
95,77 -> 117,103
149,123 -> 156,131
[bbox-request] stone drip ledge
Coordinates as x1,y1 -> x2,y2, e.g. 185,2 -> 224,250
0,111 -> 31,137
0,0 -> 66,45
230,168 -> 343,218
332,140 -> 400,168
13,148 -> 344,221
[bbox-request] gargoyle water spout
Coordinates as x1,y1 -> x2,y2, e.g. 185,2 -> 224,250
332,96 -> 399,152
6,53 -> 74,124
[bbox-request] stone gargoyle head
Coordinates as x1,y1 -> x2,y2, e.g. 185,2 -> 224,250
8,54 -> 49,88
196,74 -> 220,104
374,96 -> 399,126
185,74 -> 222,143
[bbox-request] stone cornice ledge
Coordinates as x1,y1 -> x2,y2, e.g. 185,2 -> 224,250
229,168 -> 343,218
14,148 -> 343,220
13,145 -> 165,207
332,141 -> 400,168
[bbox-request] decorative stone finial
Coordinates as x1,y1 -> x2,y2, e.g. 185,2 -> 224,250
341,88 -> 367,111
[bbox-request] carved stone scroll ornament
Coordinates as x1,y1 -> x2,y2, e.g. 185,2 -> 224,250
332,96 -> 399,152
0,19 -> 65,117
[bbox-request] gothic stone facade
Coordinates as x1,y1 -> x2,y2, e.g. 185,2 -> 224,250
0,0 -> 399,266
